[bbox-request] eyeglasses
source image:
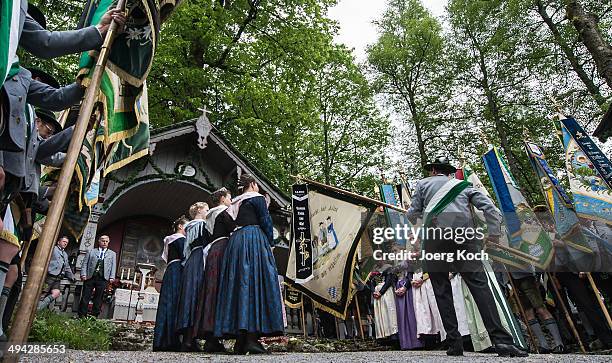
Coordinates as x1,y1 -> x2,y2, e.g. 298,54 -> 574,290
36,119 -> 56,134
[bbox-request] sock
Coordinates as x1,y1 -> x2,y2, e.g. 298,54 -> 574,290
37,295 -> 55,311
543,318 -> 563,348
0,261 -> 9,336
528,319 -> 549,350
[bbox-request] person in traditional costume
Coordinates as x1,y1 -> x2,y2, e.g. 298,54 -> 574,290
460,263 -> 527,352
394,262 -> 422,350
534,207 -> 612,351
214,174 -> 284,354
412,270 -> 446,345
406,156 -> 527,357
372,264 -> 398,341
449,273 -> 470,340
153,217 -> 188,351
194,187 -> 235,352
177,202 -> 209,351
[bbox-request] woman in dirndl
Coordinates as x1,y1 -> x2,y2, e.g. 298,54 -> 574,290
214,174 -> 284,354
194,187 -> 235,352
177,202 -> 209,351
153,216 -> 188,351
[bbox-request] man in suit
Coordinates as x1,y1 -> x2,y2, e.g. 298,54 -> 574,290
78,235 -> 117,318
37,236 -> 75,310
406,156 -> 527,357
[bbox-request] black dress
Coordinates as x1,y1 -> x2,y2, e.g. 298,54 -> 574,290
195,210 -> 236,338
153,235 -> 185,351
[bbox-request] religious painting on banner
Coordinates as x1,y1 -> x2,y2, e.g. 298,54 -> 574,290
286,182 -> 376,318
558,117 -> 612,224
483,147 -> 554,270
456,165 -> 530,270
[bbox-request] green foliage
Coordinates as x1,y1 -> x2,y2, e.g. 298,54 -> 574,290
20,0 -> 611,200
30,310 -> 115,350
147,0 -> 389,193
367,0 -> 449,178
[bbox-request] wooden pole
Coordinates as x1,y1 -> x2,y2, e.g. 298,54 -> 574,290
311,297 -> 319,338
586,272 -> 612,330
354,296 -> 365,340
300,296 -> 307,338
548,273 -> 586,353
291,175 -> 407,213
506,272 -> 540,353
7,0 -> 127,351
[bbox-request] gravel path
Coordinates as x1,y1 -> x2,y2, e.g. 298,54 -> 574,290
18,350 -> 612,363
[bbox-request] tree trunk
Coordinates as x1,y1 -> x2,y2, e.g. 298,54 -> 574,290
536,0 -> 606,106
566,0 -> 612,89
476,52 -> 534,201
407,91 -> 429,177
413,120 -> 428,176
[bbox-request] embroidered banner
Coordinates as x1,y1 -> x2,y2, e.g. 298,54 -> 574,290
286,183 -> 376,318
456,165 -> 530,270
379,184 -> 411,249
291,184 -> 313,283
561,118 -> 612,189
525,141 -> 593,255
284,285 -> 303,309
559,118 -> 612,224
483,148 -> 554,269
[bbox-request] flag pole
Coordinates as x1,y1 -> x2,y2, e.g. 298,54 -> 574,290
548,273 -> 586,353
586,272 -> 612,330
7,0 -> 127,352
354,296 -> 365,340
506,272 -> 539,353
300,295 -> 307,338
291,175 -> 407,213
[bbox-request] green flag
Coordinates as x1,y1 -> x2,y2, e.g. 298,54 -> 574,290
0,0 -> 20,85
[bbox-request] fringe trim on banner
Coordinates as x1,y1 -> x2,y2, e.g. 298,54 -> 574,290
310,252 -> 359,320
104,148 -> 149,176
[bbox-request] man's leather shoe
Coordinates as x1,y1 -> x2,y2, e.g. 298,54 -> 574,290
243,339 -> 268,354
551,344 -> 565,354
447,340 -> 463,356
496,343 -> 529,357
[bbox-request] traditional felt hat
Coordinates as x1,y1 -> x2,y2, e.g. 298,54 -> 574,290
27,3 -> 47,29
35,108 -> 62,133
28,68 -> 60,89
424,155 -> 457,174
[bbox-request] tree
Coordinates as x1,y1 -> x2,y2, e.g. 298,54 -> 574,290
566,0 -> 612,89
535,0 -> 607,107
311,47 -> 390,190
367,0 -> 449,176
447,0 -> 547,202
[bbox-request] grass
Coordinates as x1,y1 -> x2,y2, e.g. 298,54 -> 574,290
29,310 -> 116,350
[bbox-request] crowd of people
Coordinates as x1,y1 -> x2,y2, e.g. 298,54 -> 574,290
1,3 -> 610,359
153,174 -> 284,354
362,157 -> 611,356
0,2 -> 126,341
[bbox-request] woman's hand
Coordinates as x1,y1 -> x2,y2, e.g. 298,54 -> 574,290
373,291 -> 381,299
395,286 -> 407,296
